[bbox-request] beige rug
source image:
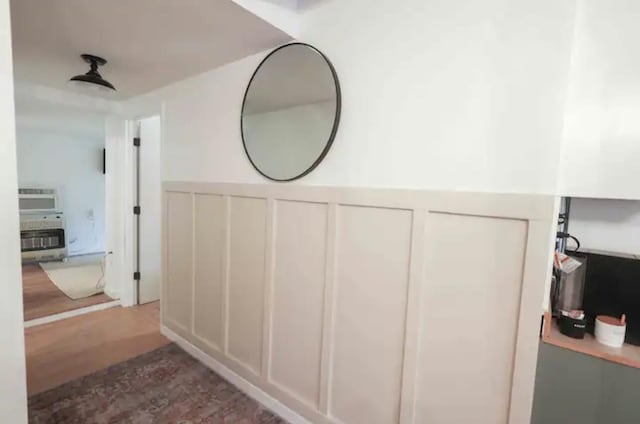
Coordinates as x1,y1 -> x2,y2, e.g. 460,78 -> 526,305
39,256 -> 107,300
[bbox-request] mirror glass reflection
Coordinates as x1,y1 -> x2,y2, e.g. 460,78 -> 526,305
241,43 -> 340,181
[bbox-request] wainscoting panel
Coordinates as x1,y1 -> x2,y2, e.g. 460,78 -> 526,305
329,205 -> 412,424
162,182 -> 557,424
269,200 -> 328,408
193,193 -> 225,351
164,191 -> 193,334
413,212 -> 528,424
227,196 -> 268,375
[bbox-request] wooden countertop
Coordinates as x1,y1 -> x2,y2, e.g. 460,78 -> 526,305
542,313 -> 640,369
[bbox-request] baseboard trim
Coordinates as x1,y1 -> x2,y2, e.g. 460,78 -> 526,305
24,300 -> 121,328
67,251 -> 106,258
161,325 -> 310,424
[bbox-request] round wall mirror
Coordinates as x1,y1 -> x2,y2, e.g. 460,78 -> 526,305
241,43 -> 341,181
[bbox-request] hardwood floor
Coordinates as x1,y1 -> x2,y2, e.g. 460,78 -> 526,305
25,302 -> 169,395
22,264 -> 113,321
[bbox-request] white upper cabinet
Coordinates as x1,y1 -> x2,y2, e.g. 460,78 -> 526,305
559,0 -> 640,200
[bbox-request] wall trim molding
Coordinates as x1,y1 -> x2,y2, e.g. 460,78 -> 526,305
24,300 -> 121,328
161,325 -> 311,424
163,181 -> 558,423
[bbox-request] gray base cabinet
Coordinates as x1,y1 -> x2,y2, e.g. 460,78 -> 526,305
531,343 -> 640,424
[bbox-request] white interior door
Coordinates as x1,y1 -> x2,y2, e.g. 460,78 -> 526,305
138,115 -> 162,304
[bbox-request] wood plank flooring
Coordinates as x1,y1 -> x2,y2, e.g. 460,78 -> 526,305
25,302 -> 169,395
22,264 -> 112,321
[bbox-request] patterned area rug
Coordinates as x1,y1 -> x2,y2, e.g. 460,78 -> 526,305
28,343 -> 286,424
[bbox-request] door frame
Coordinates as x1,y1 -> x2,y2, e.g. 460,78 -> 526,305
106,102 -> 165,307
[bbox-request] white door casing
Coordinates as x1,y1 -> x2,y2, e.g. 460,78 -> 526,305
0,0 -> 28,419
137,115 -> 162,304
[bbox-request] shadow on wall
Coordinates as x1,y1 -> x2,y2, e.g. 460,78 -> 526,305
261,0 -> 328,11
570,198 -> 640,224
297,0 -> 329,10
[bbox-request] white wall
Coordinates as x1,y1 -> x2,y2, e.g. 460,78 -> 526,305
125,0 -> 578,195
559,0 -> 640,200
568,198 -> 640,256
297,0 -> 577,193
0,0 -> 28,419
16,128 -> 105,255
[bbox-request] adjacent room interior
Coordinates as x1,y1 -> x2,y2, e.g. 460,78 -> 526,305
532,197 -> 640,424
1,0 -> 639,423
14,92 -> 116,322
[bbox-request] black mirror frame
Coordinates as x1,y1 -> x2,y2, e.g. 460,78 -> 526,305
240,42 -> 342,182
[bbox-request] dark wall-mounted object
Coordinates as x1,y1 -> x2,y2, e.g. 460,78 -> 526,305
582,252 -> 640,346
241,42 -> 341,181
102,148 -> 106,174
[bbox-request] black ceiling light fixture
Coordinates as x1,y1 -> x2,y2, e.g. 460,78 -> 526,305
69,54 -> 116,91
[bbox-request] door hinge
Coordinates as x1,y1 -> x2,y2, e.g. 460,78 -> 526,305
133,271 -> 141,280
133,206 -> 141,215
133,137 -> 141,147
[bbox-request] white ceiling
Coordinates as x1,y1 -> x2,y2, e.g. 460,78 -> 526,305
10,0 -> 292,100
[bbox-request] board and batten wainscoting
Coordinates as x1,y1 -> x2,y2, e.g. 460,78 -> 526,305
161,182 -> 556,424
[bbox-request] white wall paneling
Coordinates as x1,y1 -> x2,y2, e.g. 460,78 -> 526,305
269,200 -> 327,408
414,213 -> 527,423
330,205 -> 411,424
163,182 -> 556,424
193,193 -> 226,350
227,196 -> 267,375
163,191 -> 193,336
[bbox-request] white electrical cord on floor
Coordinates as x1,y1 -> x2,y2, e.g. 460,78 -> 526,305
96,254 -> 107,291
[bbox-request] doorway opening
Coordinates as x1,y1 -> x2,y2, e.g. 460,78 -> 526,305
7,0 -> 289,418
132,115 -> 163,306
15,98 -> 120,324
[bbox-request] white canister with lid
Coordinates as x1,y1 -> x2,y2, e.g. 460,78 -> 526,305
595,315 -> 626,348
